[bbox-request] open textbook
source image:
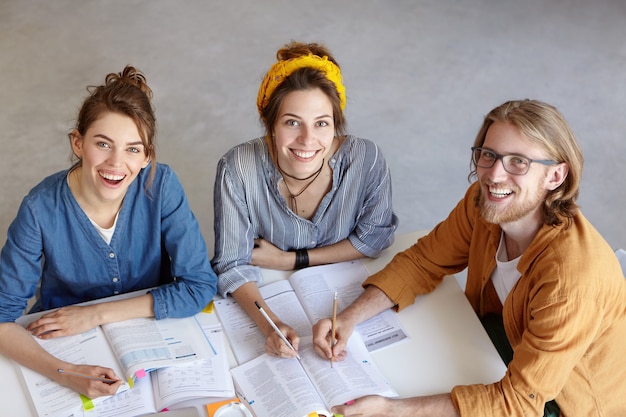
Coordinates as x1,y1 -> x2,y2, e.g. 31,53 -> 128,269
16,299 -> 230,417
231,334 -> 397,417
214,260 -> 408,364
73,323 -> 235,417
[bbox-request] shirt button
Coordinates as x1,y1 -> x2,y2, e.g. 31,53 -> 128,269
112,277 -> 119,283
529,393 -> 535,399
114,291 -> 119,295
109,252 -> 115,259
311,241 -> 316,245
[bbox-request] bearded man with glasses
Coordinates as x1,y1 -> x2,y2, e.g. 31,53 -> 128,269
313,99 -> 626,417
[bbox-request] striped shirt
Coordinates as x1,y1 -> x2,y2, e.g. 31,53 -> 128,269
212,135 -> 398,296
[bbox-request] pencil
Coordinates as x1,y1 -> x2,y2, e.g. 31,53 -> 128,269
57,368 -> 117,384
331,290 -> 338,368
254,301 -> 301,359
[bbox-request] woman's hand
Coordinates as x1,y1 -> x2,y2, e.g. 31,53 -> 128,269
251,238 -> 295,270
26,305 -> 100,338
265,321 -> 300,358
57,363 -> 123,399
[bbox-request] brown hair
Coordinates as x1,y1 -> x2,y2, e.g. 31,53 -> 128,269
260,41 -> 347,141
71,65 -> 157,188
469,99 -> 583,226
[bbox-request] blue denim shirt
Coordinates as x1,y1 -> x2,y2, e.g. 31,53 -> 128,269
0,163 -> 217,322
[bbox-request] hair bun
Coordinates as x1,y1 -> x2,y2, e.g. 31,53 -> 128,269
105,65 -> 153,99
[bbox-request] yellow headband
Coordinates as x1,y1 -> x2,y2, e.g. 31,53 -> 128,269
256,54 -> 346,115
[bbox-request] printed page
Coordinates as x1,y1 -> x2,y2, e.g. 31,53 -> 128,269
214,280 -> 312,364
298,334 -> 398,408
289,260 -> 409,351
17,326 -> 129,417
230,347 -> 330,417
81,377 -> 156,417
101,316 -> 214,379
75,322 -> 233,416
231,335 -> 396,417
151,323 -> 235,410
356,309 -> 410,351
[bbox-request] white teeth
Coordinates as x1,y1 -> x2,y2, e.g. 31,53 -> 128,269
293,150 -> 316,158
489,188 -> 512,198
100,172 -> 125,181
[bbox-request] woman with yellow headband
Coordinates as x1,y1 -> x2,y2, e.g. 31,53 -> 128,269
212,41 -> 398,358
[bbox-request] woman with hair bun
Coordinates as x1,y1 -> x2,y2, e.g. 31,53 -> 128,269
0,66 -> 217,398
212,41 -> 398,359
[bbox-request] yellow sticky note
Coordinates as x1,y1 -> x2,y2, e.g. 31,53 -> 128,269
80,394 -> 95,410
202,301 -> 214,313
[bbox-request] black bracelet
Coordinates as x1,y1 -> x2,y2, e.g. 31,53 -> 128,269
294,248 -> 309,269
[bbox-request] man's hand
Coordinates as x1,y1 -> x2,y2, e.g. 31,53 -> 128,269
330,394 -> 460,417
312,314 -> 352,362
331,395 -> 392,416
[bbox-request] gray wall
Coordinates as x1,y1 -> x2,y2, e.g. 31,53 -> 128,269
1,0 -> 625,260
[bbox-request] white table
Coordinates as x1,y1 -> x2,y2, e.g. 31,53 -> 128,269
0,231 -> 506,415
366,236 -> 506,396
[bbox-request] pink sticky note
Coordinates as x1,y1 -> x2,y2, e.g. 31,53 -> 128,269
135,369 -> 147,379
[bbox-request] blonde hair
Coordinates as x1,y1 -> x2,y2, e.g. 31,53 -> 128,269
470,99 -> 583,226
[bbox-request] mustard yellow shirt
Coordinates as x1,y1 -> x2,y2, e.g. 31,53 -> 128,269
365,182 -> 626,416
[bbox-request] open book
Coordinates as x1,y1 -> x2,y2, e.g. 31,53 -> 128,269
214,260 -> 408,364
74,323 -> 234,417
16,303 -> 229,417
231,334 -> 397,417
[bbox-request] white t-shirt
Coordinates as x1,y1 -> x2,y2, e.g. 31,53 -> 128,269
67,171 -> 118,245
89,215 -> 118,245
491,231 -> 522,304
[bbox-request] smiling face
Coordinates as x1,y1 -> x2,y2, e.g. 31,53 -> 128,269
477,120 -> 567,228
70,111 -> 150,208
272,88 -> 336,178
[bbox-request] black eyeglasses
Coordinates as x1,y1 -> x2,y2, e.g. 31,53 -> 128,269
471,147 -> 558,175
